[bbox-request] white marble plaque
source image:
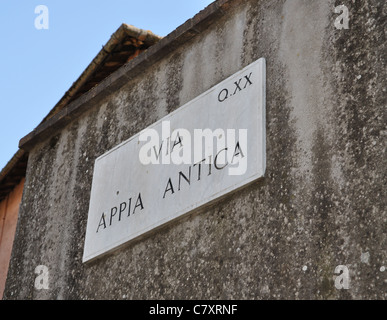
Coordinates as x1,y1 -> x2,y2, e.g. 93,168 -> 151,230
83,58 -> 266,262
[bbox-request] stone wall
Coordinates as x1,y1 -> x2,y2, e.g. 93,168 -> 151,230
4,0 -> 386,299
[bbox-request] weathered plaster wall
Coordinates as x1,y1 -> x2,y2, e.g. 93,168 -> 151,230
4,0 -> 386,299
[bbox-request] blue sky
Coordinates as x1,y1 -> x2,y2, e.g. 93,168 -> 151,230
0,0 -> 214,170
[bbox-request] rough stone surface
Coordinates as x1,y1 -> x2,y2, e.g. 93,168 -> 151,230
4,0 -> 386,299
